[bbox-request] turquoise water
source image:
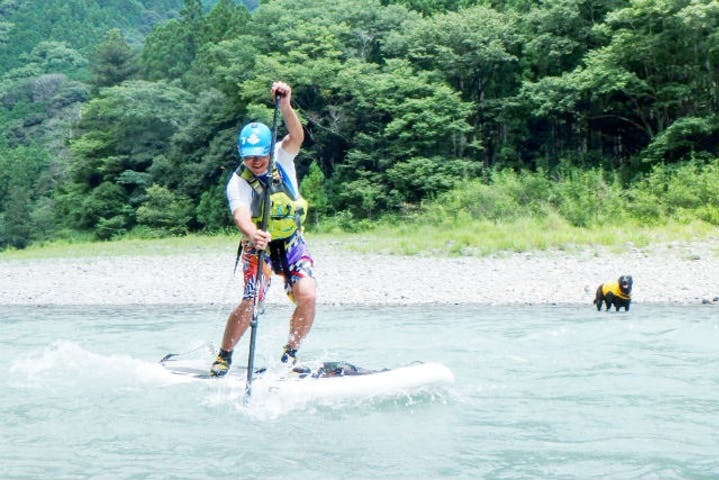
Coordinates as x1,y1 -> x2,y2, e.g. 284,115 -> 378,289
2,303 -> 718,479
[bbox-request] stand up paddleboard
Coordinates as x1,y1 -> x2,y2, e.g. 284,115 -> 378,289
159,356 -> 454,398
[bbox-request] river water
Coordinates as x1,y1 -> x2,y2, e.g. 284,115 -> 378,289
2,303 -> 717,479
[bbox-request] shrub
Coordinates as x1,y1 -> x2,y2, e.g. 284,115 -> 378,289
196,181 -> 231,231
550,167 -> 627,227
96,215 -> 128,240
628,159 -> 719,225
135,184 -> 192,235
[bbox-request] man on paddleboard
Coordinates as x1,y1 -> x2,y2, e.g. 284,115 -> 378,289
210,81 -> 316,377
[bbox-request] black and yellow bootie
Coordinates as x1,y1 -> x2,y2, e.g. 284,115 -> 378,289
280,345 -> 298,366
209,349 -> 232,377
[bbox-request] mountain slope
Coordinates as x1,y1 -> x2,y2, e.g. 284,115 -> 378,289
0,0 -> 188,71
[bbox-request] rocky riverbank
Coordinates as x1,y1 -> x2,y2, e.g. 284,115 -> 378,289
2,238 -> 718,306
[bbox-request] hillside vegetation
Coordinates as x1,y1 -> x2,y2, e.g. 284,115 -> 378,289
1,0 -> 717,251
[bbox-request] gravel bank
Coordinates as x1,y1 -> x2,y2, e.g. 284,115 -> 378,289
2,238 -> 718,306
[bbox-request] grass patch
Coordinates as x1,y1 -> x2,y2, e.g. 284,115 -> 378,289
0,233 -> 239,260
1,218 -> 716,260
325,217 -> 718,256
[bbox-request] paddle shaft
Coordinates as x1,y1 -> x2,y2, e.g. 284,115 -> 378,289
245,94 -> 282,398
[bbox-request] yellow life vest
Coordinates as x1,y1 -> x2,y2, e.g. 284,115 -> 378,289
601,281 -> 631,300
239,166 -> 308,240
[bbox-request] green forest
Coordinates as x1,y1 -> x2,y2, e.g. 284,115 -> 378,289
1,0 -> 718,250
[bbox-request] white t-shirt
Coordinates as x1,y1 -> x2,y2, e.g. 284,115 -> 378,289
226,144 -> 299,214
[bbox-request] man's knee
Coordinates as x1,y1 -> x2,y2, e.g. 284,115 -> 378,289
293,278 -> 316,304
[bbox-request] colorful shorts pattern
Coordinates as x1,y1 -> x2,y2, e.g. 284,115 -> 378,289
240,234 -> 315,303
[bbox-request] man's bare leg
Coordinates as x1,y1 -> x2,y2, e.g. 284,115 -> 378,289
210,298 -> 253,376
221,298 -> 253,351
283,277 -> 316,360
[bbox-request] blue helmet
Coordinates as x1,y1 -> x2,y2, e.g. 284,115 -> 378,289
238,122 -> 272,158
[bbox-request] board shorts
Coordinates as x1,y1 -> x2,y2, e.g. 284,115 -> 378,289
240,233 -> 315,303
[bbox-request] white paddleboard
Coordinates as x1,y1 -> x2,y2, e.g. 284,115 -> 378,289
160,358 -> 454,399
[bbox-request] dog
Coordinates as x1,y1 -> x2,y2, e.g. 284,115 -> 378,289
594,275 -> 633,311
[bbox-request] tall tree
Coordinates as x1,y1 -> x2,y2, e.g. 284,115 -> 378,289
328,59 -> 476,216
60,80 -> 195,237
90,28 -> 139,93
141,0 -> 208,82
383,5 -> 521,167
0,143 -> 52,248
521,0 -> 719,167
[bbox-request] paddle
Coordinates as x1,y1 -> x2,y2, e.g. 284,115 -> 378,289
245,93 -> 281,399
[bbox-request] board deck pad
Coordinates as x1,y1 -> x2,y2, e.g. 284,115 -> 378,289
159,357 -> 455,398
161,359 -> 382,380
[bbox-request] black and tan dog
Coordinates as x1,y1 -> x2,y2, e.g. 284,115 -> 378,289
594,275 -> 633,311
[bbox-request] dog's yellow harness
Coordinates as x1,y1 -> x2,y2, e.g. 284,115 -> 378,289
602,282 -> 631,300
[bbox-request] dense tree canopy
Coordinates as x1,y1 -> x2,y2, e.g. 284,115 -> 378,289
1,0 -> 717,249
